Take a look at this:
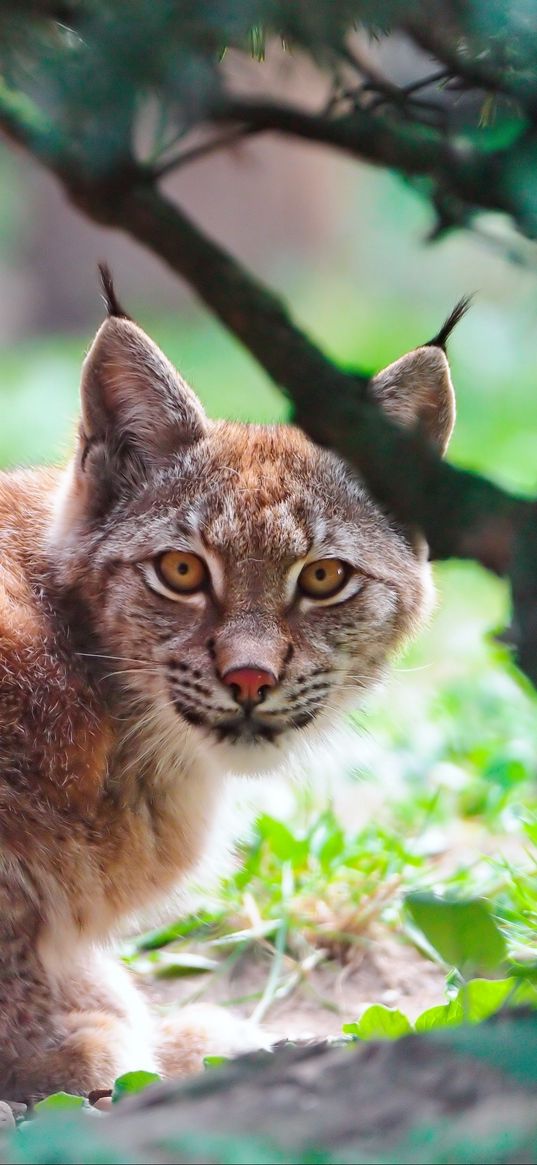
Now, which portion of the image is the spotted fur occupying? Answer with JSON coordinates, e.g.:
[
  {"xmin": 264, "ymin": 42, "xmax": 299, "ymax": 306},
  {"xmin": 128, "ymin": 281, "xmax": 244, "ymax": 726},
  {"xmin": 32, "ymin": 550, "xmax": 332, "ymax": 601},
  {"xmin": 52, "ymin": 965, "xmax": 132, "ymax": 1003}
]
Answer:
[{"xmin": 0, "ymin": 293, "xmax": 458, "ymax": 1099}]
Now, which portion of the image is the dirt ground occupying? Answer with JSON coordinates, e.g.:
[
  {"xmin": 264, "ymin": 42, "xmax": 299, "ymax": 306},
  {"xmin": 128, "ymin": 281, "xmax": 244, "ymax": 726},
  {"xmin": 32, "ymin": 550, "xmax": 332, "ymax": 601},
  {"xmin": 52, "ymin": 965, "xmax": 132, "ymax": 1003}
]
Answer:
[
  {"xmin": 146, "ymin": 765, "xmax": 528, "ymax": 1042},
  {"xmin": 150, "ymin": 931, "xmax": 447, "ymax": 1040}
]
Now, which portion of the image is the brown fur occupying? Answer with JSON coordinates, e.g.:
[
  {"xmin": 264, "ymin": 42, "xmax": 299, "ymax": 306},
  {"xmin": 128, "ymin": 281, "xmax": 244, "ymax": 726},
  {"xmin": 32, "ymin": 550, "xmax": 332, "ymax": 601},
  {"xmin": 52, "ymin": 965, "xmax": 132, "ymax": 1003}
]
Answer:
[{"xmin": 0, "ymin": 293, "xmax": 457, "ymax": 1100}]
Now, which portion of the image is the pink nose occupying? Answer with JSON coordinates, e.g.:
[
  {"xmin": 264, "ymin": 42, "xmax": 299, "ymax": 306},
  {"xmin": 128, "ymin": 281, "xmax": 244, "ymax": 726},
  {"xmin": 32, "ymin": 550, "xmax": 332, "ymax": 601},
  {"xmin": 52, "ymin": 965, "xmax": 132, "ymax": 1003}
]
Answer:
[{"xmin": 222, "ymin": 667, "xmax": 277, "ymax": 707}]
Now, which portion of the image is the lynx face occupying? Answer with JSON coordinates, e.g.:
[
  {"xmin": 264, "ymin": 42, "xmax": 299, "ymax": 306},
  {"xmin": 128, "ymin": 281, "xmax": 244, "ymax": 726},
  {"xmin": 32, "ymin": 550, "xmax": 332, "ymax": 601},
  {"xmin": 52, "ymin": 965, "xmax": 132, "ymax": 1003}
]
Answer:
[{"xmin": 49, "ymin": 292, "xmax": 456, "ymax": 774}]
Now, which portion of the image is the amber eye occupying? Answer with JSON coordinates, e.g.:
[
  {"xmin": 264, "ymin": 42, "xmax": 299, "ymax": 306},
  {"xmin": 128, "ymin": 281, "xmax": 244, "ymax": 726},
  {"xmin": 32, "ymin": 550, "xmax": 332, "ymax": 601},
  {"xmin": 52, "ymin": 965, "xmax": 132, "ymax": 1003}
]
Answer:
[
  {"xmin": 298, "ymin": 558, "xmax": 350, "ymax": 599},
  {"xmin": 156, "ymin": 551, "xmax": 208, "ymax": 594}
]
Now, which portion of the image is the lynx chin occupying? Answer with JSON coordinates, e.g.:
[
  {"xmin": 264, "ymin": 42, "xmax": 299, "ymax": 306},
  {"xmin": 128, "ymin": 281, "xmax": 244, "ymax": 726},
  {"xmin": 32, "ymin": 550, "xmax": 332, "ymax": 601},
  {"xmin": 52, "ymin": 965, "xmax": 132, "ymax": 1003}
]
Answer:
[{"xmin": 0, "ymin": 268, "xmax": 466, "ymax": 1100}]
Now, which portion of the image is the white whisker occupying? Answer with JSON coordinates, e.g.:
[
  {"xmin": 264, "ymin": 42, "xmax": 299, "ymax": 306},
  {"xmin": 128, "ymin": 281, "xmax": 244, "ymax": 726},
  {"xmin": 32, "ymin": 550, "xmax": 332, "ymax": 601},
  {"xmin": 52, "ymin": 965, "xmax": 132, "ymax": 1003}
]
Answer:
[
  {"xmin": 77, "ymin": 651, "xmax": 156, "ymax": 666},
  {"xmin": 101, "ymin": 668, "xmax": 161, "ymax": 681}
]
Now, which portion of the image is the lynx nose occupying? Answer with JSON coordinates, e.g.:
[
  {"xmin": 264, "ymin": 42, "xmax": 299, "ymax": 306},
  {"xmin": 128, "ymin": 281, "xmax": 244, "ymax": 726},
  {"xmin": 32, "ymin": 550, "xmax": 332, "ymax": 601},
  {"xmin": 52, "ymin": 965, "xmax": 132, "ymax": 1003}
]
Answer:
[{"xmin": 222, "ymin": 667, "xmax": 277, "ymax": 708}]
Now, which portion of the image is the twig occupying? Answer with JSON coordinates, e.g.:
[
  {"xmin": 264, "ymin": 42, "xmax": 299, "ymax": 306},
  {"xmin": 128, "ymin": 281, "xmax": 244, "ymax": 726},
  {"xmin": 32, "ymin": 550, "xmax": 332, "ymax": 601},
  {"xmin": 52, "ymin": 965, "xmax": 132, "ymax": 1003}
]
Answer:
[
  {"xmin": 251, "ymin": 863, "xmax": 293, "ymax": 1024},
  {"xmin": 365, "ymin": 68, "xmax": 451, "ymax": 118},
  {"xmin": 402, "ymin": 68, "xmax": 453, "ymax": 98},
  {"xmin": 209, "ymin": 94, "xmax": 531, "ymax": 228},
  {"xmin": 250, "ymin": 918, "xmax": 289, "ymax": 1025},
  {"xmin": 342, "ymin": 41, "xmax": 402, "ymax": 101},
  {"xmin": 153, "ymin": 125, "xmax": 258, "ymax": 179}
]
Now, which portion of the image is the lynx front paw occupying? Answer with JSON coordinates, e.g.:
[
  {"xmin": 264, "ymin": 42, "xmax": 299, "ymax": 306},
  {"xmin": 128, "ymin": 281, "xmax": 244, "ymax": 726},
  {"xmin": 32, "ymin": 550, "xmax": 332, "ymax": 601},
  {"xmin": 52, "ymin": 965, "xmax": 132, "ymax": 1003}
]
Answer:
[
  {"xmin": 158, "ymin": 1003, "xmax": 272, "ymax": 1078},
  {"xmin": 8, "ymin": 1010, "xmax": 158, "ymax": 1102}
]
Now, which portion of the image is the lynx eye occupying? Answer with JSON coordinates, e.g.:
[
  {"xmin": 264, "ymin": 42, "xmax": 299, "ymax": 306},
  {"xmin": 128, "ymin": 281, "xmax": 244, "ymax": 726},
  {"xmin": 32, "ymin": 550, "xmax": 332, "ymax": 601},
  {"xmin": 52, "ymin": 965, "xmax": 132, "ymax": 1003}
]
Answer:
[
  {"xmin": 156, "ymin": 551, "xmax": 208, "ymax": 594},
  {"xmin": 298, "ymin": 558, "xmax": 350, "ymax": 599}
]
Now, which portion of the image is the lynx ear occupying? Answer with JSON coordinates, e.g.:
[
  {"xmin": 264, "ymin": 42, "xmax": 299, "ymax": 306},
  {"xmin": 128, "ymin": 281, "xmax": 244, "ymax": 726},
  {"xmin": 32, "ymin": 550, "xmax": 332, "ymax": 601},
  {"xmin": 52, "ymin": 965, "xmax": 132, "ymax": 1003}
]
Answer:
[
  {"xmin": 79, "ymin": 314, "xmax": 207, "ymax": 464},
  {"xmin": 78, "ymin": 262, "xmax": 206, "ymax": 474},
  {"xmin": 50, "ymin": 273, "xmax": 208, "ymax": 542},
  {"xmin": 369, "ymin": 346, "xmax": 455, "ymax": 454},
  {"xmin": 369, "ymin": 300, "xmax": 469, "ymax": 455}
]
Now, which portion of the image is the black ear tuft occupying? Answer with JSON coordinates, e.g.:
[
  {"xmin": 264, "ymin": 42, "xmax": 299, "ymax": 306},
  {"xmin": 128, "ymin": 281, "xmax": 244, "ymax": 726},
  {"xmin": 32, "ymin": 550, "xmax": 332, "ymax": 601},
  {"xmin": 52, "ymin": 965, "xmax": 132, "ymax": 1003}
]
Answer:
[
  {"xmin": 426, "ymin": 295, "xmax": 473, "ymax": 352},
  {"xmin": 97, "ymin": 262, "xmax": 131, "ymax": 320}
]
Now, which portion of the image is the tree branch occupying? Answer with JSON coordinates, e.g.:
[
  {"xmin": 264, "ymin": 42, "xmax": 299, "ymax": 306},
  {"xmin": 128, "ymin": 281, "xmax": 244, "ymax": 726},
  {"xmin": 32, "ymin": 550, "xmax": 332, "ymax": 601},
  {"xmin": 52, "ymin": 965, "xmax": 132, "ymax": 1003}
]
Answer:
[{"xmin": 210, "ymin": 96, "xmax": 534, "ymax": 230}]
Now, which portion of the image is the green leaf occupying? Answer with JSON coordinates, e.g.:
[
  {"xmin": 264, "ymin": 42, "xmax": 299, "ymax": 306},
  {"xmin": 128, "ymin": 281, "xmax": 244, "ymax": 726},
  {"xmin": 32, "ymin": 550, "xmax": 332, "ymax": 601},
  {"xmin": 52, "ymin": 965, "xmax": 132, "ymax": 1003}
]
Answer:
[
  {"xmin": 509, "ymin": 959, "xmax": 537, "ymax": 982},
  {"xmin": 405, "ymin": 892, "xmax": 507, "ymax": 974},
  {"xmin": 415, "ymin": 999, "xmax": 464, "ymax": 1031},
  {"xmin": 112, "ymin": 1070, "xmax": 161, "ymax": 1103},
  {"xmin": 133, "ymin": 910, "xmax": 221, "ymax": 951},
  {"xmin": 309, "ymin": 813, "xmax": 345, "ymax": 868},
  {"xmin": 414, "ymin": 979, "xmax": 514, "ymax": 1032},
  {"xmin": 249, "ymin": 25, "xmax": 266, "ymax": 61},
  {"xmin": 478, "ymin": 93, "xmax": 497, "ymax": 129},
  {"xmin": 34, "ymin": 1092, "xmax": 85, "ymax": 1112},
  {"xmin": 461, "ymin": 976, "xmax": 515, "ymax": 1021},
  {"xmin": 343, "ymin": 1004, "xmax": 413, "ymax": 1041},
  {"xmin": 209, "ymin": 919, "xmax": 279, "ymax": 946},
  {"xmin": 153, "ymin": 952, "xmax": 219, "ymax": 978},
  {"xmin": 203, "ymin": 1055, "xmax": 229, "ymax": 1069},
  {"xmin": 256, "ymin": 814, "xmax": 308, "ymax": 864}
]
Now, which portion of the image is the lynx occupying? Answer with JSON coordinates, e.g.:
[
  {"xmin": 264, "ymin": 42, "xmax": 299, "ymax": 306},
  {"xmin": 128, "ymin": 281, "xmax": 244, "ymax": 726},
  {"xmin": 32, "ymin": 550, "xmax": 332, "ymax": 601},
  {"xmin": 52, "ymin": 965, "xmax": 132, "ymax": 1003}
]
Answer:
[{"xmin": 0, "ymin": 269, "xmax": 464, "ymax": 1100}]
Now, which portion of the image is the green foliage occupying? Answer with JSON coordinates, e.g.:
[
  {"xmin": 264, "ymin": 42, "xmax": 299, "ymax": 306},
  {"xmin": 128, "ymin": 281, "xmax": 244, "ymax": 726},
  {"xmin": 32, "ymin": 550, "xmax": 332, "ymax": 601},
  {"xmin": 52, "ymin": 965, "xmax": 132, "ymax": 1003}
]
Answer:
[
  {"xmin": 8, "ymin": 1019, "xmax": 537, "ymax": 1163},
  {"xmin": 33, "ymin": 1092, "xmax": 85, "ymax": 1113},
  {"xmin": 111, "ymin": 1071, "xmax": 161, "ymax": 1103},
  {"xmin": 0, "ymin": 1, "xmax": 385, "ymax": 173},
  {"xmin": 203, "ymin": 1055, "xmax": 230, "ymax": 1069},
  {"xmin": 345, "ymin": 977, "xmax": 537, "ymax": 1042},
  {"xmin": 3, "ymin": 1116, "xmax": 128, "ymax": 1164},
  {"xmin": 405, "ymin": 893, "xmax": 507, "ymax": 976},
  {"xmin": 152, "ymin": 952, "xmax": 220, "ymax": 978},
  {"xmin": 124, "ymin": 800, "xmax": 432, "ymax": 1026},
  {"xmin": 133, "ymin": 911, "xmax": 225, "ymax": 953},
  {"xmin": 343, "ymin": 1005, "xmax": 412, "ymax": 1040},
  {"xmin": 415, "ymin": 977, "xmax": 529, "ymax": 1030},
  {"xmin": 3, "ymin": 1115, "xmax": 343, "ymax": 1165},
  {"xmin": 1, "ymin": 0, "xmax": 537, "ymax": 244}
]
